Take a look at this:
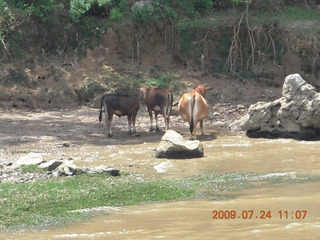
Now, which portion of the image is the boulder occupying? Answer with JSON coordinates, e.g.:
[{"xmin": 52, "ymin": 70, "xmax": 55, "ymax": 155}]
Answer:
[
  {"xmin": 155, "ymin": 130, "xmax": 204, "ymax": 158},
  {"xmin": 85, "ymin": 165, "xmax": 120, "ymax": 176},
  {"xmin": 51, "ymin": 161, "xmax": 83, "ymax": 177},
  {"xmin": 14, "ymin": 152, "xmax": 45, "ymax": 168},
  {"xmin": 239, "ymin": 73, "xmax": 320, "ymax": 140},
  {"xmin": 39, "ymin": 160, "xmax": 63, "ymax": 171}
]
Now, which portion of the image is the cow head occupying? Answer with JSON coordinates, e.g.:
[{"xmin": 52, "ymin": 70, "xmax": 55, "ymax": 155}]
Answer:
[
  {"xmin": 139, "ymin": 85, "xmax": 155, "ymax": 102},
  {"xmin": 139, "ymin": 86, "xmax": 148, "ymax": 101},
  {"xmin": 194, "ymin": 84, "xmax": 213, "ymax": 98}
]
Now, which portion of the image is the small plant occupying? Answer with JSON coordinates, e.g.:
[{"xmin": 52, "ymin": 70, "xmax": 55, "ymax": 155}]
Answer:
[
  {"xmin": 110, "ymin": 7, "xmax": 122, "ymax": 21},
  {"xmin": 70, "ymin": 0, "xmax": 96, "ymax": 21},
  {"xmin": 131, "ymin": 1, "xmax": 176, "ymax": 24},
  {"xmin": 131, "ymin": 2, "xmax": 155, "ymax": 24},
  {"xmin": 11, "ymin": 0, "xmax": 62, "ymax": 22},
  {"xmin": 20, "ymin": 164, "xmax": 46, "ymax": 174},
  {"xmin": 0, "ymin": 0, "xmax": 17, "ymax": 56}
]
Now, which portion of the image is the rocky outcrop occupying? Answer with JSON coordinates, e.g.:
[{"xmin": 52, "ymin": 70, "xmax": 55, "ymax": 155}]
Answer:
[
  {"xmin": 1, "ymin": 156, "xmax": 120, "ymax": 183},
  {"xmin": 155, "ymin": 130, "xmax": 204, "ymax": 158},
  {"xmin": 239, "ymin": 73, "xmax": 320, "ymax": 140}
]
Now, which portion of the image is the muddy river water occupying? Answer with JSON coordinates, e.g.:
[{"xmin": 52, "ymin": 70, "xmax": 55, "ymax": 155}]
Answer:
[{"xmin": 1, "ymin": 108, "xmax": 320, "ymax": 239}]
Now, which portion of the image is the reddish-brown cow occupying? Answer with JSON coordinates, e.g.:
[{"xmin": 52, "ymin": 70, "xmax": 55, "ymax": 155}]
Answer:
[
  {"xmin": 140, "ymin": 86, "xmax": 173, "ymax": 132},
  {"xmin": 99, "ymin": 93, "xmax": 140, "ymax": 137},
  {"xmin": 178, "ymin": 84, "xmax": 213, "ymax": 139}
]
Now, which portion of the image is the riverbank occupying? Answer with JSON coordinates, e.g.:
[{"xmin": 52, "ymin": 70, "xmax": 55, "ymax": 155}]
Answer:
[{"xmin": 0, "ymin": 103, "xmax": 247, "ymax": 183}]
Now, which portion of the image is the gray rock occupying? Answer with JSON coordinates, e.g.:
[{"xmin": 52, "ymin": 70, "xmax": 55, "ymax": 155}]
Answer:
[
  {"xmin": 86, "ymin": 165, "xmax": 120, "ymax": 176},
  {"xmin": 51, "ymin": 161, "xmax": 83, "ymax": 177},
  {"xmin": 239, "ymin": 73, "xmax": 320, "ymax": 140},
  {"xmin": 155, "ymin": 130, "xmax": 204, "ymax": 158},
  {"xmin": 14, "ymin": 152, "xmax": 45, "ymax": 168},
  {"xmin": 39, "ymin": 160, "xmax": 63, "ymax": 171}
]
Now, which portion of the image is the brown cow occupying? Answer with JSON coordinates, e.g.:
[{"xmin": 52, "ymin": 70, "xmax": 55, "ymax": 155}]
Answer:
[
  {"xmin": 99, "ymin": 93, "xmax": 140, "ymax": 137},
  {"xmin": 178, "ymin": 84, "xmax": 213, "ymax": 139},
  {"xmin": 139, "ymin": 86, "xmax": 173, "ymax": 132}
]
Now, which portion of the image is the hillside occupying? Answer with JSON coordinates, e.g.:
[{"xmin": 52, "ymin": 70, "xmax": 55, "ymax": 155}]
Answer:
[{"xmin": 1, "ymin": 0, "xmax": 320, "ymax": 109}]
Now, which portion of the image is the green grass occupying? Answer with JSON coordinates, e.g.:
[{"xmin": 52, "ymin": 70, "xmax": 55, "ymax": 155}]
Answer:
[
  {"xmin": 19, "ymin": 164, "xmax": 46, "ymax": 174},
  {"xmin": 1, "ymin": 171, "xmax": 319, "ymax": 231},
  {"xmin": 0, "ymin": 174, "xmax": 195, "ymax": 231}
]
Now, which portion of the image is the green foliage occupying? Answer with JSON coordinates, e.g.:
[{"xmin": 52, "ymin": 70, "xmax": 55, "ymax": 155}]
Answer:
[
  {"xmin": 284, "ymin": 6, "xmax": 320, "ymax": 21},
  {"xmin": 70, "ymin": 0, "xmax": 97, "ymax": 21},
  {"xmin": 20, "ymin": 164, "xmax": 46, "ymax": 174},
  {"xmin": 70, "ymin": 0, "xmax": 128, "ymax": 21},
  {"xmin": 134, "ymin": 74, "xmax": 184, "ymax": 91},
  {"xmin": 148, "ymin": 75, "xmax": 172, "ymax": 88},
  {"xmin": 110, "ymin": 7, "xmax": 122, "ymax": 21},
  {"xmin": 176, "ymin": 18, "xmax": 217, "ymax": 32},
  {"xmin": 172, "ymin": 0, "xmax": 213, "ymax": 16},
  {"xmin": 9, "ymin": 0, "xmax": 62, "ymax": 22},
  {"xmin": 194, "ymin": 0, "xmax": 213, "ymax": 13},
  {"xmin": 0, "ymin": 1, "xmax": 17, "ymax": 40},
  {"xmin": 131, "ymin": 3, "xmax": 155, "ymax": 24},
  {"xmin": 131, "ymin": 1, "xmax": 176, "ymax": 24}
]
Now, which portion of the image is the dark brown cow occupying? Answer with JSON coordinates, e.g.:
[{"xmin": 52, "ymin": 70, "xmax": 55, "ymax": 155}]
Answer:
[
  {"xmin": 99, "ymin": 93, "xmax": 140, "ymax": 137},
  {"xmin": 139, "ymin": 86, "xmax": 173, "ymax": 132},
  {"xmin": 178, "ymin": 84, "xmax": 213, "ymax": 139}
]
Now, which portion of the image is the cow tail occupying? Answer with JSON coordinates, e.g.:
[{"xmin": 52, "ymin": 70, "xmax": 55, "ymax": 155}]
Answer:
[
  {"xmin": 189, "ymin": 94, "xmax": 196, "ymax": 134},
  {"xmin": 99, "ymin": 96, "xmax": 105, "ymax": 122},
  {"xmin": 166, "ymin": 93, "xmax": 173, "ymax": 116}
]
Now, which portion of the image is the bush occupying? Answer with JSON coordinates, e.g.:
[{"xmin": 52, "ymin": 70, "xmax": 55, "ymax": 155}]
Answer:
[
  {"xmin": 131, "ymin": 2, "xmax": 155, "ymax": 24},
  {"xmin": 0, "ymin": 1, "xmax": 17, "ymax": 55},
  {"xmin": 110, "ymin": 7, "xmax": 122, "ymax": 21},
  {"xmin": 131, "ymin": 1, "xmax": 176, "ymax": 24},
  {"xmin": 9, "ymin": 0, "xmax": 62, "ymax": 22},
  {"xmin": 70, "ymin": 0, "xmax": 97, "ymax": 21}
]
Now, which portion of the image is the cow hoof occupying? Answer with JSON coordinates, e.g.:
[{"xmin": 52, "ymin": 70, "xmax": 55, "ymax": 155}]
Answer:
[
  {"xmin": 155, "ymin": 127, "xmax": 160, "ymax": 132},
  {"xmin": 149, "ymin": 128, "xmax": 155, "ymax": 132},
  {"xmin": 107, "ymin": 133, "xmax": 113, "ymax": 138}
]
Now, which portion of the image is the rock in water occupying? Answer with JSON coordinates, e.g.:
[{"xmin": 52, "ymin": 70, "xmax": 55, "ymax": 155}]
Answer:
[
  {"xmin": 155, "ymin": 130, "xmax": 204, "ymax": 158},
  {"xmin": 239, "ymin": 73, "xmax": 320, "ymax": 140}
]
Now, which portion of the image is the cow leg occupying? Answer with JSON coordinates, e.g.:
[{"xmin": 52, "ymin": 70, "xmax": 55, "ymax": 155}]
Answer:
[
  {"xmin": 162, "ymin": 111, "xmax": 169, "ymax": 131},
  {"xmin": 191, "ymin": 120, "xmax": 197, "ymax": 140},
  {"xmin": 127, "ymin": 115, "xmax": 133, "ymax": 135},
  {"xmin": 132, "ymin": 112, "xmax": 138, "ymax": 134},
  {"xmin": 191, "ymin": 126, "xmax": 196, "ymax": 140},
  {"xmin": 155, "ymin": 112, "xmax": 160, "ymax": 132},
  {"xmin": 105, "ymin": 113, "xmax": 113, "ymax": 138},
  {"xmin": 148, "ymin": 109, "xmax": 155, "ymax": 132}
]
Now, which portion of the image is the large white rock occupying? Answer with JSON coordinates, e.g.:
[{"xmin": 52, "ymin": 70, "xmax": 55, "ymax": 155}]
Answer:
[
  {"xmin": 155, "ymin": 130, "xmax": 204, "ymax": 158},
  {"xmin": 14, "ymin": 152, "xmax": 44, "ymax": 168},
  {"xmin": 239, "ymin": 73, "xmax": 320, "ymax": 140}
]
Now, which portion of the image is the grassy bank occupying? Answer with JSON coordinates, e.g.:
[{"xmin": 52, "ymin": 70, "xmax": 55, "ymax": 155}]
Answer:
[
  {"xmin": 0, "ymin": 173, "xmax": 195, "ymax": 231},
  {"xmin": 1, "ymin": 171, "xmax": 319, "ymax": 232}
]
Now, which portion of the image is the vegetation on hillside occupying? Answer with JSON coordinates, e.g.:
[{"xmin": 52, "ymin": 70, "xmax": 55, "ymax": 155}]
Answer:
[{"xmin": 1, "ymin": 0, "xmax": 320, "ymax": 86}]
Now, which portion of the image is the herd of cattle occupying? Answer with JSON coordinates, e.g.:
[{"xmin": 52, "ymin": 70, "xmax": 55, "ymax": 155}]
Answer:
[{"xmin": 98, "ymin": 84, "xmax": 212, "ymax": 139}]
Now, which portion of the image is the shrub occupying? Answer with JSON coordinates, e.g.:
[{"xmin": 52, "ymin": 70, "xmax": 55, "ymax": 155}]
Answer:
[
  {"xmin": 131, "ymin": 2, "xmax": 155, "ymax": 24},
  {"xmin": 131, "ymin": 1, "xmax": 176, "ymax": 24},
  {"xmin": 110, "ymin": 7, "xmax": 122, "ymax": 21},
  {"xmin": 9, "ymin": 0, "xmax": 62, "ymax": 22}
]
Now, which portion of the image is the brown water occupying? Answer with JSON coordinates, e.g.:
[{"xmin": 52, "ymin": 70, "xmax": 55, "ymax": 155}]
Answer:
[{"xmin": 1, "ymin": 109, "xmax": 320, "ymax": 239}]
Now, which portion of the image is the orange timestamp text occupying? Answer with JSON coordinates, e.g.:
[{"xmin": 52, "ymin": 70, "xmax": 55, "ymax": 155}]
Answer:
[{"xmin": 212, "ymin": 210, "xmax": 308, "ymax": 220}]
